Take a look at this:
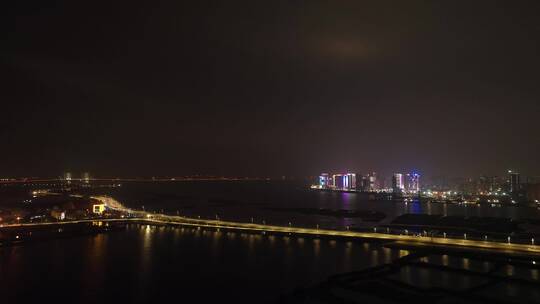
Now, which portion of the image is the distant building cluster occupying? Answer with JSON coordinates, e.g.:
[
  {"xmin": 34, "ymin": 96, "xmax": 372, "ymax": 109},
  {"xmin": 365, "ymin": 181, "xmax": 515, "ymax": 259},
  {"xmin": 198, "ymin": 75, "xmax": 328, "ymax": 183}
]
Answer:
[
  {"xmin": 62, "ymin": 172, "xmax": 91, "ymax": 184},
  {"xmin": 315, "ymin": 172, "xmax": 420, "ymax": 194},
  {"xmin": 423, "ymin": 170, "xmax": 525, "ymax": 196},
  {"xmin": 313, "ymin": 169, "xmax": 540, "ymax": 204},
  {"xmin": 318, "ymin": 173, "xmax": 358, "ymax": 190},
  {"xmin": 392, "ymin": 173, "xmax": 420, "ymax": 194}
]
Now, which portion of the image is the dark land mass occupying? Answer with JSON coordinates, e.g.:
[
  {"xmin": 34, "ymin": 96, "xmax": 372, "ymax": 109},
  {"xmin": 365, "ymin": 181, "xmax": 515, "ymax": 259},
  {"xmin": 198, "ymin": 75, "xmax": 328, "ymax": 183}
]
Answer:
[{"xmin": 0, "ymin": 222, "xmax": 126, "ymax": 246}]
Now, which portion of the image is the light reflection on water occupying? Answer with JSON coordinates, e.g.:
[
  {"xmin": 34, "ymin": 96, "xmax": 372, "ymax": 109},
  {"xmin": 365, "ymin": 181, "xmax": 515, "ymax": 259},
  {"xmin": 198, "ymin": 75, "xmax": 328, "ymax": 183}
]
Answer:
[
  {"xmin": 362, "ymin": 243, "xmax": 370, "ymax": 251},
  {"xmin": 313, "ymin": 239, "xmax": 320, "ymax": 257},
  {"xmin": 483, "ymin": 261, "xmax": 490, "ymax": 272},
  {"xmin": 141, "ymin": 224, "xmax": 153, "ymax": 278},
  {"xmin": 442, "ymin": 254, "xmax": 449, "ymax": 266},
  {"xmin": 82, "ymin": 233, "xmax": 107, "ymax": 299},
  {"xmin": 506, "ymin": 265, "xmax": 515, "ymax": 276},
  {"xmin": 463, "ymin": 258, "xmax": 470, "ymax": 270},
  {"xmin": 371, "ymin": 249, "xmax": 379, "ymax": 265},
  {"xmin": 383, "ymin": 247, "xmax": 392, "ymax": 264}
]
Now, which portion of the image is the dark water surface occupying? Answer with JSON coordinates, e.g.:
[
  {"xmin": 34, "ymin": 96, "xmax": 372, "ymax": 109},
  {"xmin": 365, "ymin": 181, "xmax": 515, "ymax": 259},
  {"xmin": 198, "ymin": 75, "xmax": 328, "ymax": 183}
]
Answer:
[{"xmin": 0, "ymin": 224, "xmax": 403, "ymax": 303}]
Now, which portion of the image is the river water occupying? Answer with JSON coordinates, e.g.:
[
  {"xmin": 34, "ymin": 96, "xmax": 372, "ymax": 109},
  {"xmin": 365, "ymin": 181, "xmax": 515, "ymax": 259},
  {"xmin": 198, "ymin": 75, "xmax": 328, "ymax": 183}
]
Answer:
[{"xmin": 0, "ymin": 224, "xmax": 403, "ymax": 303}]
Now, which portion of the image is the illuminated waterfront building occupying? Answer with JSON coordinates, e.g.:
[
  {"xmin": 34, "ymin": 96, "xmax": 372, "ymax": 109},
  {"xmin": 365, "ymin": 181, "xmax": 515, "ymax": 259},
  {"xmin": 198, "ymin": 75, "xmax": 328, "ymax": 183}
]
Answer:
[
  {"xmin": 392, "ymin": 173, "xmax": 404, "ymax": 193},
  {"xmin": 406, "ymin": 172, "xmax": 420, "ymax": 193},
  {"xmin": 478, "ymin": 175, "xmax": 495, "ymax": 194},
  {"xmin": 359, "ymin": 172, "xmax": 377, "ymax": 191},
  {"xmin": 359, "ymin": 175, "xmax": 367, "ymax": 191},
  {"xmin": 333, "ymin": 174, "xmax": 344, "ymax": 189},
  {"xmin": 317, "ymin": 173, "xmax": 356, "ymax": 190},
  {"xmin": 51, "ymin": 210, "xmax": 66, "ymax": 220},
  {"xmin": 345, "ymin": 173, "xmax": 356, "ymax": 190},
  {"xmin": 63, "ymin": 172, "xmax": 72, "ymax": 183},
  {"xmin": 93, "ymin": 204, "xmax": 106, "ymax": 214},
  {"xmin": 319, "ymin": 173, "xmax": 331, "ymax": 188},
  {"xmin": 508, "ymin": 170, "xmax": 520, "ymax": 193},
  {"xmin": 368, "ymin": 172, "xmax": 377, "ymax": 191},
  {"xmin": 83, "ymin": 172, "xmax": 90, "ymax": 183}
]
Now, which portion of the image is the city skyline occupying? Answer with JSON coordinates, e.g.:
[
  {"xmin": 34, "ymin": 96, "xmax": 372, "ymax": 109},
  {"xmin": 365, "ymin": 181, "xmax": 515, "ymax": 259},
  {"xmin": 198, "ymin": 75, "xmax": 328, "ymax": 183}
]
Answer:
[{"xmin": 4, "ymin": 167, "xmax": 535, "ymax": 197}]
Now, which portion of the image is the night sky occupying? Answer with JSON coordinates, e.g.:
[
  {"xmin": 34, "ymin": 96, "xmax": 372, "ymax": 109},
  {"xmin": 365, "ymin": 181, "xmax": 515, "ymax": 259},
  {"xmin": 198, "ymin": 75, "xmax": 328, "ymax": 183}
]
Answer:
[{"xmin": 2, "ymin": 1, "xmax": 539, "ymax": 178}]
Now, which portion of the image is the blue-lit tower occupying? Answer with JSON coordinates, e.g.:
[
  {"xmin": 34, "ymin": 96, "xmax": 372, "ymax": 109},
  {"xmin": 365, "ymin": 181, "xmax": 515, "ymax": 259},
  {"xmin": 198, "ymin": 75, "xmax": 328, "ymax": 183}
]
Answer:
[{"xmin": 406, "ymin": 172, "xmax": 420, "ymax": 193}]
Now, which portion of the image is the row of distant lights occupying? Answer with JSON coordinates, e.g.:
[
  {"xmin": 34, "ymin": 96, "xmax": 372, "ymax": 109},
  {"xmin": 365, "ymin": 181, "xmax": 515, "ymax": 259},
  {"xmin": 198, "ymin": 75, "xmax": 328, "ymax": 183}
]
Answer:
[
  {"xmin": 422, "ymin": 190, "xmax": 510, "ymax": 196},
  {"xmin": 394, "ymin": 227, "xmax": 536, "ymax": 246},
  {"xmin": 142, "ymin": 214, "xmax": 538, "ymax": 265},
  {"xmin": 422, "ymin": 190, "xmax": 458, "ymax": 196},
  {"xmin": 145, "ymin": 210, "xmax": 538, "ymax": 248}
]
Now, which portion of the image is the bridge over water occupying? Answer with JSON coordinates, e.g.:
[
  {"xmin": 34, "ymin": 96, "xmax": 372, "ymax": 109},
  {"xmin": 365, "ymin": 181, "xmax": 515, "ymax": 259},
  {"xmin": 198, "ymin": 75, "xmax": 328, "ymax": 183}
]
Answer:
[
  {"xmin": 3, "ymin": 195, "xmax": 540, "ymax": 257},
  {"xmin": 86, "ymin": 195, "xmax": 540, "ymax": 257}
]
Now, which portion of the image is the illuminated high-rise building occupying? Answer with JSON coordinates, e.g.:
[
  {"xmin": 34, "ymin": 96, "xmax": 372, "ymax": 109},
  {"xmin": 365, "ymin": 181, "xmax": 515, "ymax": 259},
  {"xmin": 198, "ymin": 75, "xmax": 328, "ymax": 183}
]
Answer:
[
  {"xmin": 319, "ymin": 173, "xmax": 330, "ymax": 188},
  {"xmin": 359, "ymin": 172, "xmax": 377, "ymax": 191},
  {"xmin": 406, "ymin": 172, "xmax": 420, "ymax": 193},
  {"xmin": 344, "ymin": 173, "xmax": 356, "ymax": 190},
  {"xmin": 478, "ymin": 175, "xmax": 494, "ymax": 194},
  {"xmin": 63, "ymin": 172, "xmax": 72, "ymax": 183},
  {"xmin": 368, "ymin": 172, "xmax": 377, "ymax": 191},
  {"xmin": 359, "ymin": 175, "xmax": 367, "ymax": 191},
  {"xmin": 508, "ymin": 170, "xmax": 520, "ymax": 193},
  {"xmin": 82, "ymin": 172, "xmax": 90, "ymax": 184},
  {"xmin": 332, "ymin": 174, "xmax": 344, "ymax": 189},
  {"xmin": 392, "ymin": 173, "xmax": 404, "ymax": 193}
]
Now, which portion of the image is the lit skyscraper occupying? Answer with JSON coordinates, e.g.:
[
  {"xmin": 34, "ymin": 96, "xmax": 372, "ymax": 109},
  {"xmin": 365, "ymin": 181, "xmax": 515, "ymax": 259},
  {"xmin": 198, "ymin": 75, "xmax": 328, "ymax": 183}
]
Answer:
[
  {"xmin": 359, "ymin": 172, "xmax": 377, "ymax": 191},
  {"xmin": 319, "ymin": 173, "xmax": 330, "ymax": 188},
  {"xmin": 478, "ymin": 175, "xmax": 493, "ymax": 194},
  {"xmin": 359, "ymin": 175, "xmax": 368, "ymax": 191},
  {"xmin": 392, "ymin": 173, "xmax": 404, "ymax": 193},
  {"xmin": 63, "ymin": 172, "xmax": 72, "ymax": 183},
  {"xmin": 406, "ymin": 172, "xmax": 420, "ymax": 193},
  {"xmin": 333, "ymin": 174, "xmax": 344, "ymax": 189},
  {"xmin": 345, "ymin": 173, "xmax": 356, "ymax": 190},
  {"xmin": 508, "ymin": 170, "xmax": 520, "ymax": 193},
  {"xmin": 83, "ymin": 172, "xmax": 90, "ymax": 184},
  {"xmin": 368, "ymin": 172, "xmax": 377, "ymax": 191}
]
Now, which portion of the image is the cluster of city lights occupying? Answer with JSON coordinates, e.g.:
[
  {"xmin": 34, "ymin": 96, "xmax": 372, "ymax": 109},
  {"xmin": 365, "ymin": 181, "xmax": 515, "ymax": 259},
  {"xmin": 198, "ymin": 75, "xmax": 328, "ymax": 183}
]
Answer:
[{"xmin": 313, "ymin": 172, "xmax": 420, "ymax": 194}]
